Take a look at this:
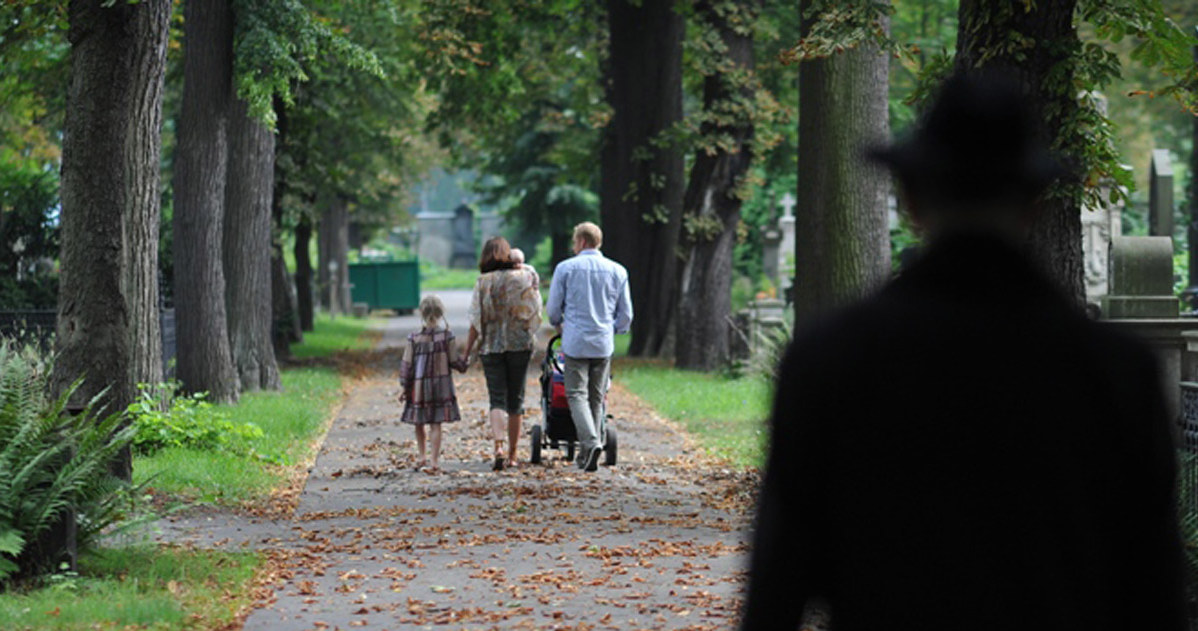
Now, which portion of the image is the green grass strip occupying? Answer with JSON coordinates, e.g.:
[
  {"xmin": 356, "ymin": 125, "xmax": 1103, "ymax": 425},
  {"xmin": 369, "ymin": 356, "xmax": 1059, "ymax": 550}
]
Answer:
[
  {"xmin": 421, "ymin": 265, "xmax": 479, "ymax": 290},
  {"xmin": 135, "ymin": 312, "xmax": 375, "ymax": 503},
  {"xmin": 134, "ymin": 366, "xmax": 342, "ymax": 503},
  {"xmin": 612, "ymin": 355, "xmax": 771, "ymax": 469},
  {"xmin": 289, "ymin": 312, "xmax": 380, "ymax": 358},
  {"xmin": 0, "ymin": 547, "xmax": 260, "ymax": 630}
]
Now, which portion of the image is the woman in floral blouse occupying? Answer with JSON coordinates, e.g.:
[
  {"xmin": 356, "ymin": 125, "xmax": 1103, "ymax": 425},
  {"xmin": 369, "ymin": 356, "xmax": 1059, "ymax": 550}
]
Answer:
[{"xmin": 464, "ymin": 236, "xmax": 542, "ymax": 471}]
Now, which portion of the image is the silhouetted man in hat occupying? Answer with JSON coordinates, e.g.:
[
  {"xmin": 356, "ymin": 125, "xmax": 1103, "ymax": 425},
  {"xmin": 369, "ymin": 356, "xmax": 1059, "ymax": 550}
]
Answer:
[{"xmin": 740, "ymin": 72, "xmax": 1190, "ymax": 631}]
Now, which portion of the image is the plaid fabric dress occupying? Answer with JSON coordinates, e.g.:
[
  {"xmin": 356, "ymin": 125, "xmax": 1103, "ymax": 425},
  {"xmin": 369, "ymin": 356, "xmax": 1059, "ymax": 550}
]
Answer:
[{"xmin": 399, "ymin": 327, "xmax": 466, "ymax": 425}]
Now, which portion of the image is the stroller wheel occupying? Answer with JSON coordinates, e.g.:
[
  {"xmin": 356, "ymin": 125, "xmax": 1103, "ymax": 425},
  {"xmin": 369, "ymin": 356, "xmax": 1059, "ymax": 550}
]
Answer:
[
  {"xmin": 603, "ymin": 425, "xmax": 618, "ymax": 466},
  {"xmin": 530, "ymin": 424, "xmax": 543, "ymax": 465},
  {"xmin": 566, "ymin": 443, "xmax": 575, "ymax": 462}
]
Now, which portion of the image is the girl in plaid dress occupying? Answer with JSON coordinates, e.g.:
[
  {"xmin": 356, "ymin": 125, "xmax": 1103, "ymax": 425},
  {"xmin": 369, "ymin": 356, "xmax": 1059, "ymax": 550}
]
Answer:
[{"xmin": 399, "ymin": 295, "xmax": 467, "ymax": 474}]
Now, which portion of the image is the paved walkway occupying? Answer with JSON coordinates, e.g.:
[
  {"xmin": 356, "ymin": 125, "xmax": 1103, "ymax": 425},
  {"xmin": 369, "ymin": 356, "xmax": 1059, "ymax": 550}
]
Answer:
[{"xmin": 157, "ymin": 293, "xmax": 758, "ymax": 630}]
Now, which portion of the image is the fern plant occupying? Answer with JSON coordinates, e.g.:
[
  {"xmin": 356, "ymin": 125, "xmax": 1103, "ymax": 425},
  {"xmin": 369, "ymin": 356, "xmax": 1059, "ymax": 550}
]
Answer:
[{"xmin": 0, "ymin": 339, "xmax": 137, "ymax": 584}]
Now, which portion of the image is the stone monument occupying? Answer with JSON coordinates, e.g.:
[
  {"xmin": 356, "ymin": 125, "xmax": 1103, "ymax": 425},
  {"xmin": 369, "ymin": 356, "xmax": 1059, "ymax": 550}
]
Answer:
[
  {"xmin": 1149, "ymin": 149, "xmax": 1174, "ymax": 238},
  {"xmin": 450, "ymin": 205, "xmax": 476, "ymax": 269},
  {"xmin": 1102, "ymin": 236, "xmax": 1178, "ymax": 318},
  {"xmin": 416, "ymin": 211, "xmax": 455, "ymax": 267},
  {"xmin": 1081, "ymin": 188, "xmax": 1124, "ymax": 306}
]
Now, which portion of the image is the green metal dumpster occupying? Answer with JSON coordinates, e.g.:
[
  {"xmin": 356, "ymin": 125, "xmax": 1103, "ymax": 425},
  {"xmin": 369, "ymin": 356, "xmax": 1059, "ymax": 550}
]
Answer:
[{"xmin": 349, "ymin": 260, "xmax": 421, "ymax": 313}]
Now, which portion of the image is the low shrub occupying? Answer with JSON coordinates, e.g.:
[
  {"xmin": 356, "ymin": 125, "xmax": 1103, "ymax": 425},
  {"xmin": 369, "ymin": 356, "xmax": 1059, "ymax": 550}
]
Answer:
[
  {"xmin": 0, "ymin": 340, "xmax": 137, "ymax": 584},
  {"xmin": 125, "ymin": 382, "xmax": 276, "ymax": 463}
]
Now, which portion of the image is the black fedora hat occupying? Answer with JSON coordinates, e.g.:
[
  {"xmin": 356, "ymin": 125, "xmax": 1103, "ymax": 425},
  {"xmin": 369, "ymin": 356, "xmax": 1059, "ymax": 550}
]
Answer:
[{"xmin": 869, "ymin": 71, "xmax": 1069, "ymax": 206}]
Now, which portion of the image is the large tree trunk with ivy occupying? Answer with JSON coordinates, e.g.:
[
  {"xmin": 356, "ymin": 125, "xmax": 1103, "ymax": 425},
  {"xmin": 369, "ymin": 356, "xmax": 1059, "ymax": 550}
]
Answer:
[
  {"xmin": 55, "ymin": 0, "xmax": 170, "ymax": 480},
  {"xmin": 223, "ymin": 97, "xmax": 281, "ymax": 392},
  {"xmin": 295, "ymin": 216, "xmax": 315, "ymax": 331},
  {"xmin": 172, "ymin": 0, "xmax": 239, "ymax": 403},
  {"xmin": 793, "ymin": 0, "xmax": 892, "ymax": 325},
  {"xmin": 600, "ymin": 0, "xmax": 686, "ymax": 358},
  {"xmin": 675, "ymin": 0, "xmax": 757, "ymax": 372},
  {"xmin": 955, "ymin": 0, "xmax": 1084, "ymax": 305}
]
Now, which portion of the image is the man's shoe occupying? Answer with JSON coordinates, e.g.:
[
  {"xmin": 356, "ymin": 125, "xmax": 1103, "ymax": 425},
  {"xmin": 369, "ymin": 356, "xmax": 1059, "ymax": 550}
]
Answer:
[{"xmin": 582, "ymin": 446, "xmax": 601, "ymax": 472}]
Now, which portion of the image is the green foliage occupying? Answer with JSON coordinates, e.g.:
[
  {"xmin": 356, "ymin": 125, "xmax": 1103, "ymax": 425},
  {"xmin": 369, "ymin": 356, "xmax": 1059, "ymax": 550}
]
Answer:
[
  {"xmin": 747, "ymin": 315, "xmax": 793, "ymax": 385},
  {"xmin": 274, "ymin": 1, "xmax": 430, "ymax": 238},
  {"xmin": 0, "ymin": 160, "xmax": 60, "ymax": 309},
  {"xmin": 125, "ymin": 383, "xmax": 271, "ymax": 462},
  {"xmin": 134, "ymin": 366, "xmax": 343, "ymax": 503},
  {"xmin": 232, "ymin": 0, "xmax": 383, "ymax": 128},
  {"xmin": 0, "ymin": 339, "xmax": 137, "ymax": 583}
]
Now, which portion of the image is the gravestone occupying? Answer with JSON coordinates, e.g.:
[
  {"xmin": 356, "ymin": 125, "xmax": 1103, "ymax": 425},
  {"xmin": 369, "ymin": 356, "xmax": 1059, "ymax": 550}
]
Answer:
[
  {"xmin": 1103, "ymin": 235, "xmax": 1189, "ymax": 432},
  {"xmin": 1101, "ymin": 236, "xmax": 1178, "ymax": 318},
  {"xmin": 1081, "ymin": 188, "xmax": 1123, "ymax": 306},
  {"xmin": 416, "ymin": 211, "xmax": 455, "ymax": 267},
  {"xmin": 762, "ymin": 225, "xmax": 782, "ymax": 285},
  {"xmin": 777, "ymin": 193, "xmax": 796, "ymax": 285},
  {"xmin": 1149, "ymin": 149, "xmax": 1173, "ymax": 238},
  {"xmin": 450, "ymin": 205, "xmax": 476, "ymax": 269}
]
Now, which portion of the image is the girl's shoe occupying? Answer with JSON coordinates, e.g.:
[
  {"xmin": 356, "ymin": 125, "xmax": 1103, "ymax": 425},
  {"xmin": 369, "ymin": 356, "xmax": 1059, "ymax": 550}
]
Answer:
[{"xmin": 492, "ymin": 454, "xmax": 506, "ymax": 471}]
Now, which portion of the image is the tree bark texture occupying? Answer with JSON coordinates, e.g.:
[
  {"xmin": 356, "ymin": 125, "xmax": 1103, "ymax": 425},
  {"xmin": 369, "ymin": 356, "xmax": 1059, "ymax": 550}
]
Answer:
[
  {"xmin": 124, "ymin": 3, "xmax": 169, "ymax": 396},
  {"xmin": 56, "ymin": 0, "xmax": 170, "ymax": 483},
  {"xmin": 172, "ymin": 0, "xmax": 239, "ymax": 403},
  {"xmin": 318, "ymin": 198, "xmax": 351, "ymax": 315},
  {"xmin": 675, "ymin": 0, "xmax": 756, "ymax": 371},
  {"xmin": 295, "ymin": 216, "xmax": 315, "ymax": 331},
  {"xmin": 600, "ymin": 0, "xmax": 686, "ymax": 357},
  {"xmin": 223, "ymin": 97, "xmax": 281, "ymax": 392},
  {"xmin": 794, "ymin": 0, "xmax": 892, "ymax": 326},
  {"xmin": 955, "ymin": 0, "xmax": 1084, "ymax": 305}
]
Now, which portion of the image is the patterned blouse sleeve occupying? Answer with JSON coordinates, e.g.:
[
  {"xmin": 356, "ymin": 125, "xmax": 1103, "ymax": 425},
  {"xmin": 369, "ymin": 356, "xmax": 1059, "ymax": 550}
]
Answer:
[
  {"xmin": 526, "ymin": 275, "xmax": 543, "ymax": 335},
  {"xmin": 468, "ymin": 275, "xmax": 484, "ymax": 334}
]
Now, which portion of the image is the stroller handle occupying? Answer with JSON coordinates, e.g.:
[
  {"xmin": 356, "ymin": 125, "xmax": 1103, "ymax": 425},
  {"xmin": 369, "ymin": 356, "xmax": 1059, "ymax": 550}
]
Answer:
[{"xmin": 546, "ymin": 334, "xmax": 563, "ymax": 374}]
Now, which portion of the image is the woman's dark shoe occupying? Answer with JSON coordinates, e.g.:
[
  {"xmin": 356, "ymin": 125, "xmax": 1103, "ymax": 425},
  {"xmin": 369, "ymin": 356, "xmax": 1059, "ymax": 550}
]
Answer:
[{"xmin": 492, "ymin": 455, "xmax": 506, "ymax": 471}]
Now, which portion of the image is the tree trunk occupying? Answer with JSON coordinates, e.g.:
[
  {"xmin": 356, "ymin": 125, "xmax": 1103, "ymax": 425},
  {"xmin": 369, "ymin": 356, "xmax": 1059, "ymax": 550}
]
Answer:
[
  {"xmin": 600, "ymin": 0, "xmax": 686, "ymax": 357},
  {"xmin": 793, "ymin": 0, "xmax": 892, "ymax": 325},
  {"xmin": 223, "ymin": 97, "xmax": 281, "ymax": 392},
  {"xmin": 318, "ymin": 198, "xmax": 351, "ymax": 315},
  {"xmin": 269, "ymin": 97, "xmax": 300, "ymax": 356},
  {"xmin": 172, "ymin": 0, "xmax": 239, "ymax": 403},
  {"xmin": 125, "ymin": 4, "xmax": 169, "ymax": 400},
  {"xmin": 550, "ymin": 231, "xmax": 572, "ymax": 272},
  {"xmin": 56, "ymin": 0, "xmax": 170, "ymax": 485},
  {"xmin": 295, "ymin": 216, "xmax": 315, "ymax": 331},
  {"xmin": 675, "ymin": 0, "xmax": 757, "ymax": 371},
  {"xmin": 955, "ymin": 0, "xmax": 1084, "ymax": 305}
]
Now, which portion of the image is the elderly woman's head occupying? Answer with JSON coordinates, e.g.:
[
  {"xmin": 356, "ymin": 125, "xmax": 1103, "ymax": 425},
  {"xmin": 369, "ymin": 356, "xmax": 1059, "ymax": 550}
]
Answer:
[{"xmin": 478, "ymin": 236, "xmax": 517, "ymax": 274}]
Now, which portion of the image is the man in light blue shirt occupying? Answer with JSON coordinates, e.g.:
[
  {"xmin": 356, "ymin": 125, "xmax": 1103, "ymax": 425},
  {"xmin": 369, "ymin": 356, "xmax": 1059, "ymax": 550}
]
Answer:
[{"xmin": 546, "ymin": 222, "xmax": 633, "ymax": 471}]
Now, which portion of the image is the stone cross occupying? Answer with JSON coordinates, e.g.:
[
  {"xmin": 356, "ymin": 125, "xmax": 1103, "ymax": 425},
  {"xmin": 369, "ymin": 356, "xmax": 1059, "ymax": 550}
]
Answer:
[
  {"xmin": 1149, "ymin": 149, "xmax": 1173, "ymax": 237},
  {"xmin": 779, "ymin": 192, "xmax": 796, "ymax": 218}
]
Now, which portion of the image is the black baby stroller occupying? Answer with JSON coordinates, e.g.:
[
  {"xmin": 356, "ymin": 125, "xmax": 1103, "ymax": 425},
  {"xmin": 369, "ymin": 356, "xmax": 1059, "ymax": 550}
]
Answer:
[{"xmin": 529, "ymin": 335, "xmax": 617, "ymax": 465}]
